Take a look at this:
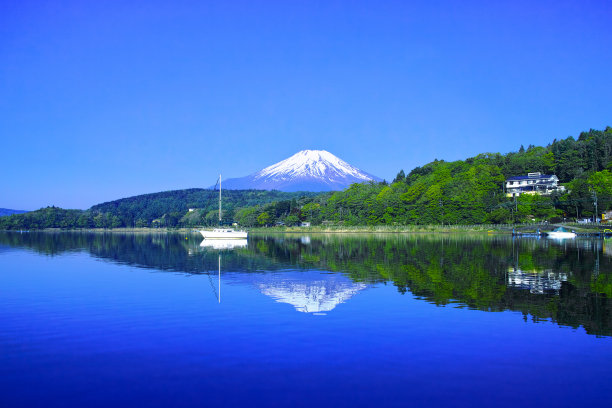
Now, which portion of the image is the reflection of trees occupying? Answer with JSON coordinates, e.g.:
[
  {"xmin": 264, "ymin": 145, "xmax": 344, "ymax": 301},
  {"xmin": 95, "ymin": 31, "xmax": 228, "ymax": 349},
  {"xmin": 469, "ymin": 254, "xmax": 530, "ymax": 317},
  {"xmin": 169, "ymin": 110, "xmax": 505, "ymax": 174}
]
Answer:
[
  {"xmin": 1, "ymin": 232, "xmax": 610, "ymax": 336},
  {"xmin": 249, "ymin": 235, "xmax": 611, "ymax": 336}
]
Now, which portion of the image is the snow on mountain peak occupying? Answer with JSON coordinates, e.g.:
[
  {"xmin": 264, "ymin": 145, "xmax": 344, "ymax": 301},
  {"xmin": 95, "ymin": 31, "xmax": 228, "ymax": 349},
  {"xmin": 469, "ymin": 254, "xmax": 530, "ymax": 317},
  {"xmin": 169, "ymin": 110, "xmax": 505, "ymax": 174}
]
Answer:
[
  {"xmin": 221, "ymin": 149, "xmax": 381, "ymax": 192},
  {"xmin": 255, "ymin": 150, "xmax": 373, "ymax": 182}
]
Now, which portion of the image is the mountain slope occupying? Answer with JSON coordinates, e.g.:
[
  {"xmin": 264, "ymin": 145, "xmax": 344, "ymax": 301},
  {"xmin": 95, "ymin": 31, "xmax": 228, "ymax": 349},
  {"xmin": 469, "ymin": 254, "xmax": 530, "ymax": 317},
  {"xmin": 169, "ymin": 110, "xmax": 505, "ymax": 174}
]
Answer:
[
  {"xmin": 90, "ymin": 188, "xmax": 320, "ymax": 223},
  {"xmin": 0, "ymin": 189, "xmax": 322, "ymax": 229},
  {"xmin": 0, "ymin": 208, "xmax": 28, "ymax": 217},
  {"xmin": 222, "ymin": 150, "xmax": 381, "ymax": 191}
]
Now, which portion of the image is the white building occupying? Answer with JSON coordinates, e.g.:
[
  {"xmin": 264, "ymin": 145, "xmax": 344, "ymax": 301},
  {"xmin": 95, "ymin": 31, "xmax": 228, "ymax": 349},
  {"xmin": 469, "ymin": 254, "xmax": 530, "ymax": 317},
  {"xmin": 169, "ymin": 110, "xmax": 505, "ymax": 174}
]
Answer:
[{"xmin": 506, "ymin": 172, "xmax": 565, "ymax": 197}]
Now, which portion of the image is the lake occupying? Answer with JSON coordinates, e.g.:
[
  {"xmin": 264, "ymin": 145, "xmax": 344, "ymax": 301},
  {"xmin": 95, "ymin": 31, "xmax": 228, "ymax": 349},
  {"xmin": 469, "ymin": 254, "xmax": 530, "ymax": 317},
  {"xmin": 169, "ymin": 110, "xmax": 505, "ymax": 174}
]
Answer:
[{"xmin": 0, "ymin": 231, "xmax": 610, "ymax": 407}]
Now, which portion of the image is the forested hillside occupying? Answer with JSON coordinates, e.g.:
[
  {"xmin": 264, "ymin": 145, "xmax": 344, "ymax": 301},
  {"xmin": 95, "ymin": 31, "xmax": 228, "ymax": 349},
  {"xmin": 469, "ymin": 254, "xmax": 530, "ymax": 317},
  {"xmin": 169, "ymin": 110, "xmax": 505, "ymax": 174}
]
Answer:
[
  {"xmin": 0, "ymin": 189, "xmax": 319, "ymax": 230},
  {"xmin": 90, "ymin": 189, "xmax": 319, "ymax": 227},
  {"xmin": 0, "ymin": 208, "xmax": 27, "ymax": 217},
  {"xmin": 235, "ymin": 127, "xmax": 612, "ymax": 226}
]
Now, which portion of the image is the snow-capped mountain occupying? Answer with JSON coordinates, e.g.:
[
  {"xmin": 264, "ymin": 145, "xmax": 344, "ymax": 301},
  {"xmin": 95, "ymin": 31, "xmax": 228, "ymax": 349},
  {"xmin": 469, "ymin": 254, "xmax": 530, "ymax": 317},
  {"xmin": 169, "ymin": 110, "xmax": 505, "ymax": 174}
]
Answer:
[{"xmin": 222, "ymin": 150, "xmax": 381, "ymax": 192}]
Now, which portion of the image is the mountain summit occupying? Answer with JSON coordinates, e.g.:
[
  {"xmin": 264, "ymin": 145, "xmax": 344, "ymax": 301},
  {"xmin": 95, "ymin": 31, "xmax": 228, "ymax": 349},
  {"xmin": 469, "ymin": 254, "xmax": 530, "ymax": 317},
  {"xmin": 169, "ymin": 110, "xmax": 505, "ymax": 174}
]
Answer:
[{"xmin": 222, "ymin": 150, "xmax": 381, "ymax": 192}]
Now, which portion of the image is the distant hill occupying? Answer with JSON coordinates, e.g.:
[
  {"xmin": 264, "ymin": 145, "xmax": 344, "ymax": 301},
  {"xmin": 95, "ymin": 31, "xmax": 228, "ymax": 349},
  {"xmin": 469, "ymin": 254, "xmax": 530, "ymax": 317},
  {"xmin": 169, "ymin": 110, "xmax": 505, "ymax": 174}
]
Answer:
[
  {"xmin": 88, "ymin": 188, "xmax": 322, "ymax": 228},
  {"xmin": 90, "ymin": 188, "xmax": 320, "ymax": 224},
  {"xmin": 0, "ymin": 189, "xmax": 322, "ymax": 230},
  {"xmin": 222, "ymin": 150, "xmax": 381, "ymax": 191},
  {"xmin": 0, "ymin": 208, "xmax": 28, "ymax": 217}
]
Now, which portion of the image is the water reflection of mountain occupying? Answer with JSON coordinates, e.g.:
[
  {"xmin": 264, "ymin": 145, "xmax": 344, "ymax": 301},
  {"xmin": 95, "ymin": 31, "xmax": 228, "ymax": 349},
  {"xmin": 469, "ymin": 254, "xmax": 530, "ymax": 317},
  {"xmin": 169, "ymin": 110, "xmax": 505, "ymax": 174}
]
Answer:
[
  {"xmin": 237, "ymin": 271, "xmax": 366, "ymax": 313},
  {"xmin": 0, "ymin": 232, "xmax": 610, "ymax": 336}
]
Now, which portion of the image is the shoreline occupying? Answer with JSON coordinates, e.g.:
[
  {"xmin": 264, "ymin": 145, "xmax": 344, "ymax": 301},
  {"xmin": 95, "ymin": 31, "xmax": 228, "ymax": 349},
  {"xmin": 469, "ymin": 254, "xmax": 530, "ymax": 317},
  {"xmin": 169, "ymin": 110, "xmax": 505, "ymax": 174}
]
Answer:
[
  {"xmin": 0, "ymin": 226, "xmax": 507, "ymax": 234},
  {"xmin": 2, "ymin": 224, "xmax": 610, "ymax": 235}
]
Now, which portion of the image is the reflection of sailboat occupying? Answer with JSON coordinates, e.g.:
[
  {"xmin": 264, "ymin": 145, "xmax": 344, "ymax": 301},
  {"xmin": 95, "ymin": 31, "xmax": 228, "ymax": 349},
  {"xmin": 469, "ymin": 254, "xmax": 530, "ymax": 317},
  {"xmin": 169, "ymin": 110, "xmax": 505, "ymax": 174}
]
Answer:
[
  {"xmin": 199, "ymin": 175, "xmax": 248, "ymax": 240},
  {"xmin": 204, "ymin": 252, "xmax": 222, "ymax": 303},
  {"xmin": 200, "ymin": 239, "xmax": 248, "ymax": 250}
]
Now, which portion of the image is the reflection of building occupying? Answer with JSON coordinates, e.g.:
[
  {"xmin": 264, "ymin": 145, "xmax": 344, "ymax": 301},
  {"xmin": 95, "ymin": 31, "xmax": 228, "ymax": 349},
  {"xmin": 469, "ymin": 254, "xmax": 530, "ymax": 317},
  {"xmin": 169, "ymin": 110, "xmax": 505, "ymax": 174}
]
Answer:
[
  {"xmin": 255, "ymin": 271, "xmax": 366, "ymax": 313},
  {"xmin": 505, "ymin": 172, "xmax": 565, "ymax": 197},
  {"xmin": 604, "ymin": 239, "xmax": 612, "ymax": 257},
  {"xmin": 507, "ymin": 267, "xmax": 568, "ymax": 294}
]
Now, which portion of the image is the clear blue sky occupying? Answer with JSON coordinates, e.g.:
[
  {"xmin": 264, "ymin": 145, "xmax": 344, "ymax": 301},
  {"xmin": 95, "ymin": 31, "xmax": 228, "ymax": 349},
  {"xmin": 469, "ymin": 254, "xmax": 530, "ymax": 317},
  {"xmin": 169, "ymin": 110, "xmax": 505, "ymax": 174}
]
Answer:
[{"xmin": 1, "ymin": 0, "xmax": 611, "ymax": 210}]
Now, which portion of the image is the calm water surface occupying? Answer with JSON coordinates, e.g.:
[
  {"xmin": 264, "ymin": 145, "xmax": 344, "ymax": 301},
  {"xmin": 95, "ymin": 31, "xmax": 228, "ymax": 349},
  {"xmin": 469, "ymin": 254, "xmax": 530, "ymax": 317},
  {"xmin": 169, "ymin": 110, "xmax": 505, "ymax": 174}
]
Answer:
[{"xmin": 1, "ymin": 232, "xmax": 611, "ymax": 407}]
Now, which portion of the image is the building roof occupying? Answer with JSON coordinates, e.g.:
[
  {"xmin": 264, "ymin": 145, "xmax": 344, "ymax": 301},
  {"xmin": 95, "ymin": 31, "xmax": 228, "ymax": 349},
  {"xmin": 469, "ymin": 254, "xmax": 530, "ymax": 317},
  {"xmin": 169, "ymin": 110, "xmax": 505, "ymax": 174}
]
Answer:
[{"xmin": 506, "ymin": 174, "xmax": 555, "ymax": 181}]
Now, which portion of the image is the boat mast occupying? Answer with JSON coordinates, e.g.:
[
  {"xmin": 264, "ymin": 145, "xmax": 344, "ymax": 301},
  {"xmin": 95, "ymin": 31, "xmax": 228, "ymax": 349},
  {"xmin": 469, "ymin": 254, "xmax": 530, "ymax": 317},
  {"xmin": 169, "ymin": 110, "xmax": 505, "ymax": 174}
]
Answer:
[{"xmin": 219, "ymin": 174, "xmax": 222, "ymax": 226}]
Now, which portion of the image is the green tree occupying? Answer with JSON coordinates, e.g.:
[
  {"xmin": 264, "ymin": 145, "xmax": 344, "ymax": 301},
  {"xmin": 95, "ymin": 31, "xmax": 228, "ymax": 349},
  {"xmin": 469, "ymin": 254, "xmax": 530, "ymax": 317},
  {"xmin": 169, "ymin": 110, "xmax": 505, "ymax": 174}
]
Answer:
[
  {"xmin": 393, "ymin": 169, "xmax": 406, "ymax": 183},
  {"xmin": 285, "ymin": 214, "xmax": 299, "ymax": 226},
  {"xmin": 588, "ymin": 169, "xmax": 612, "ymax": 212},
  {"xmin": 257, "ymin": 212, "xmax": 270, "ymax": 226},
  {"xmin": 205, "ymin": 210, "xmax": 218, "ymax": 226}
]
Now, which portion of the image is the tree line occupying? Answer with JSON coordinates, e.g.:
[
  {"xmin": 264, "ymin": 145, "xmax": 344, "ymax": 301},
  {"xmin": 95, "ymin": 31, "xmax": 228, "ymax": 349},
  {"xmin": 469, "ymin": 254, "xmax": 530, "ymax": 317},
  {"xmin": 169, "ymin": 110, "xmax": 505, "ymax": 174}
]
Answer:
[{"xmin": 0, "ymin": 190, "xmax": 318, "ymax": 230}]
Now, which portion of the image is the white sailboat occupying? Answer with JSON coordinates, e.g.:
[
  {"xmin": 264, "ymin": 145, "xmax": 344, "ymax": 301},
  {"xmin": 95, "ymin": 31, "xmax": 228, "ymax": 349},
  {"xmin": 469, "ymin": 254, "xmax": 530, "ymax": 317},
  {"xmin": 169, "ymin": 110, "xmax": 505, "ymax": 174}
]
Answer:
[
  {"xmin": 199, "ymin": 175, "xmax": 248, "ymax": 240},
  {"xmin": 546, "ymin": 227, "xmax": 576, "ymax": 239}
]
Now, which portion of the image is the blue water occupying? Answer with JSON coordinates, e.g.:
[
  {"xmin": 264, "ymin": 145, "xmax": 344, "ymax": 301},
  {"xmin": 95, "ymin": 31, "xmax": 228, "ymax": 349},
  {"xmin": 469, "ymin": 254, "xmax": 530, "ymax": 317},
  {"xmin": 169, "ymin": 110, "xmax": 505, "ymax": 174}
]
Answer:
[{"xmin": 0, "ymin": 233, "xmax": 610, "ymax": 407}]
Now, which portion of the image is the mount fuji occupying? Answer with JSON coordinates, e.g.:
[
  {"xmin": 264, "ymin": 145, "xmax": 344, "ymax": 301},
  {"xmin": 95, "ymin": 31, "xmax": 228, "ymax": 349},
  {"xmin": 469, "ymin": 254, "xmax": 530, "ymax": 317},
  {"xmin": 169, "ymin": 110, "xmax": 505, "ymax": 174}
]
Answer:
[{"xmin": 222, "ymin": 150, "xmax": 382, "ymax": 192}]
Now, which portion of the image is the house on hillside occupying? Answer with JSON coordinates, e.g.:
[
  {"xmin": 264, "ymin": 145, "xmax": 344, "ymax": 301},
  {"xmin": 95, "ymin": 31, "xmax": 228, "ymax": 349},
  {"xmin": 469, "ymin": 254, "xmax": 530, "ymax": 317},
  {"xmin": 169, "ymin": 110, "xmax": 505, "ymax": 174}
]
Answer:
[{"xmin": 505, "ymin": 172, "xmax": 565, "ymax": 197}]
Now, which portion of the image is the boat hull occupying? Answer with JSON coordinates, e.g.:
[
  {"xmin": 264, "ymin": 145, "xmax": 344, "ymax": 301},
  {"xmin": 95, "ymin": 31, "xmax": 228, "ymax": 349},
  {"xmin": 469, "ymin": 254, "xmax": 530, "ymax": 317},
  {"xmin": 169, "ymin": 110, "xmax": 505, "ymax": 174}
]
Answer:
[
  {"xmin": 546, "ymin": 232, "xmax": 576, "ymax": 239},
  {"xmin": 199, "ymin": 230, "xmax": 248, "ymax": 239}
]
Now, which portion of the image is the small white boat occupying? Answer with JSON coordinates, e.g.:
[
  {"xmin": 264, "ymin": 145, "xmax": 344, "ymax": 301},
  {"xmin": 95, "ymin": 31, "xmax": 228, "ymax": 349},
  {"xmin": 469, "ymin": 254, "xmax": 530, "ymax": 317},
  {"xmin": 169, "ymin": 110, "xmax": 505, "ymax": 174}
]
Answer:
[
  {"xmin": 200, "ymin": 229, "xmax": 248, "ymax": 240},
  {"xmin": 199, "ymin": 174, "xmax": 248, "ymax": 240},
  {"xmin": 546, "ymin": 227, "xmax": 576, "ymax": 239}
]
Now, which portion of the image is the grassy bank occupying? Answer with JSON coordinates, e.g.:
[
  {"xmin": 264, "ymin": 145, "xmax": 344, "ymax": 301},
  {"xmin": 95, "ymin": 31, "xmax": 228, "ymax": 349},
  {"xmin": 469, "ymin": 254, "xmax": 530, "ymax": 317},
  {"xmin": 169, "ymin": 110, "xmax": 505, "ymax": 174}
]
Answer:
[
  {"xmin": 1, "ymin": 227, "xmax": 198, "ymax": 234},
  {"xmin": 249, "ymin": 223, "xmax": 612, "ymax": 234},
  {"xmin": 2, "ymin": 225, "xmax": 510, "ymax": 234},
  {"xmin": 249, "ymin": 224, "xmax": 512, "ymax": 234},
  {"xmin": 4, "ymin": 223, "xmax": 611, "ymax": 234}
]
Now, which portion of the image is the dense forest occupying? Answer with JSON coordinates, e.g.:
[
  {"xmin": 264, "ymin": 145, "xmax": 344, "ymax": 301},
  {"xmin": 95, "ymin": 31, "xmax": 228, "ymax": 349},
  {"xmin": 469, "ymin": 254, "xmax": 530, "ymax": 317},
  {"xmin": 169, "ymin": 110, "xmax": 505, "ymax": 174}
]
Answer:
[
  {"xmin": 0, "ymin": 208, "xmax": 27, "ymax": 217},
  {"xmin": 1, "ymin": 127, "xmax": 611, "ymax": 229},
  {"xmin": 0, "ymin": 189, "xmax": 318, "ymax": 230}
]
